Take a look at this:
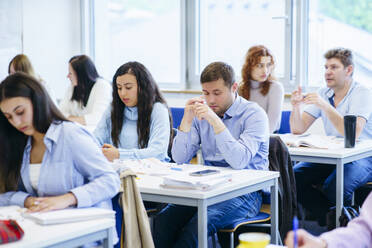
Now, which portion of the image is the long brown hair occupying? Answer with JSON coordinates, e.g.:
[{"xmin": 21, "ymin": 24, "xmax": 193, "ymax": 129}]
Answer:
[
  {"xmin": 69, "ymin": 55, "xmax": 100, "ymax": 107},
  {"xmin": 0, "ymin": 73, "xmax": 67, "ymax": 192},
  {"xmin": 111, "ymin": 62, "xmax": 172, "ymax": 149},
  {"xmin": 240, "ymin": 45, "xmax": 276, "ymax": 100}
]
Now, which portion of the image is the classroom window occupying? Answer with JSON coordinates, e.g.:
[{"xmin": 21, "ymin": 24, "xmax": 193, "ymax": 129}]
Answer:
[
  {"xmin": 94, "ymin": 0, "xmax": 181, "ymax": 86},
  {"xmin": 307, "ymin": 0, "xmax": 372, "ymax": 88},
  {"xmin": 0, "ymin": 0, "xmax": 22, "ymax": 80},
  {"xmin": 198, "ymin": 0, "xmax": 287, "ymax": 80}
]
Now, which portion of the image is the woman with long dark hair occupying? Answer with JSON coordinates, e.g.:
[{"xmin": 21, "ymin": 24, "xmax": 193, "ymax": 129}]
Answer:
[
  {"xmin": 0, "ymin": 73, "xmax": 120, "ymax": 217},
  {"xmin": 60, "ymin": 55, "xmax": 112, "ymax": 129},
  {"xmin": 239, "ymin": 45, "xmax": 284, "ymax": 133},
  {"xmin": 94, "ymin": 61, "xmax": 171, "ymax": 162}
]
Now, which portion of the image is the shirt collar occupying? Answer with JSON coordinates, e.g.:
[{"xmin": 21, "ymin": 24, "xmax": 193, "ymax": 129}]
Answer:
[
  {"xmin": 325, "ymin": 80, "xmax": 356, "ymax": 99},
  {"xmin": 124, "ymin": 106, "xmax": 138, "ymax": 121},
  {"xmin": 223, "ymin": 95, "xmax": 240, "ymax": 119},
  {"xmin": 24, "ymin": 122, "xmax": 61, "ymax": 153}
]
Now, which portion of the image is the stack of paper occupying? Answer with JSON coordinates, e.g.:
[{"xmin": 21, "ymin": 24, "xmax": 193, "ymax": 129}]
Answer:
[
  {"xmin": 22, "ymin": 208, "xmax": 115, "ymax": 225},
  {"xmin": 162, "ymin": 171, "xmax": 233, "ymax": 190}
]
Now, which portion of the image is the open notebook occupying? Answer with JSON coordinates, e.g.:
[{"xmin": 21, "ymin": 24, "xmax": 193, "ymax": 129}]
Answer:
[
  {"xmin": 279, "ymin": 134, "xmax": 343, "ymax": 149},
  {"xmin": 22, "ymin": 207, "xmax": 115, "ymax": 225}
]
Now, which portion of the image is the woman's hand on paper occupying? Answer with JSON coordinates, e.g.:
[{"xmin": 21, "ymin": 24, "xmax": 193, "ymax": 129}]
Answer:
[
  {"xmin": 102, "ymin": 143, "xmax": 120, "ymax": 162},
  {"xmin": 25, "ymin": 193, "xmax": 77, "ymax": 212}
]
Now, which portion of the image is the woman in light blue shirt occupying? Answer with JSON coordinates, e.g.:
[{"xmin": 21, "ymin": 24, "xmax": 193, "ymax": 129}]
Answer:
[
  {"xmin": 94, "ymin": 61, "xmax": 171, "ymax": 162},
  {"xmin": 0, "ymin": 72, "xmax": 120, "ymax": 213}
]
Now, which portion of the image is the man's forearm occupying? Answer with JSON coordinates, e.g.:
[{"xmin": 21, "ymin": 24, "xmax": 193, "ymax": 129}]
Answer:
[
  {"xmin": 290, "ymin": 106, "xmax": 306, "ymax": 134},
  {"xmin": 323, "ymin": 105, "xmax": 344, "ymax": 136},
  {"xmin": 179, "ymin": 118, "xmax": 193, "ymax": 132}
]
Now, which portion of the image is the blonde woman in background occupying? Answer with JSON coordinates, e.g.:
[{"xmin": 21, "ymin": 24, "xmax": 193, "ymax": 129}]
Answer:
[{"xmin": 8, "ymin": 54, "xmax": 57, "ymax": 104}]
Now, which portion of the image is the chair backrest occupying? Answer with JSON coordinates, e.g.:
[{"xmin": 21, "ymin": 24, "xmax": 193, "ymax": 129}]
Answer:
[
  {"xmin": 278, "ymin": 111, "xmax": 291, "ymax": 134},
  {"xmin": 170, "ymin": 107, "xmax": 185, "ymax": 128},
  {"xmin": 269, "ymin": 135, "xmax": 297, "ymax": 238}
]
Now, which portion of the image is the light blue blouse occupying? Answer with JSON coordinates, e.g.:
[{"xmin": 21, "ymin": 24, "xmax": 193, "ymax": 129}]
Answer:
[
  {"xmin": 94, "ymin": 102, "xmax": 170, "ymax": 161},
  {"xmin": 0, "ymin": 121, "xmax": 120, "ymax": 209}
]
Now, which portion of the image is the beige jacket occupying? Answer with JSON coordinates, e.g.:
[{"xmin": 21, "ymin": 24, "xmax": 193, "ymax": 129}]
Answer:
[{"xmin": 120, "ymin": 169, "xmax": 154, "ymax": 248}]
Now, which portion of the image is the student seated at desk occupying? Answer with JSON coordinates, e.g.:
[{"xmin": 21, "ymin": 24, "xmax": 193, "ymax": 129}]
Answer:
[
  {"xmin": 59, "ymin": 55, "xmax": 112, "ymax": 128},
  {"xmin": 94, "ymin": 61, "xmax": 171, "ymax": 162},
  {"xmin": 285, "ymin": 191, "xmax": 372, "ymax": 248},
  {"xmin": 239, "ymin": 45, "xmax": 284, "ymax": 133},
  {"xmin": 0, "ymin": 73, "xmax": 120, "ymax": 214},
  {"xmin": 153, "ymin": 62, "xmax": 270, "ymax": 248},
  {"xmin": 290, "ymin": 48, "xmax": 372, "ymax": 224}
]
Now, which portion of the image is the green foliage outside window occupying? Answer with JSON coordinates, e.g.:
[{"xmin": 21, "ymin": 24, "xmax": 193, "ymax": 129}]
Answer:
[{"xmin": 320, "ymin": 0, "xmax": 372, "ymax": 33}]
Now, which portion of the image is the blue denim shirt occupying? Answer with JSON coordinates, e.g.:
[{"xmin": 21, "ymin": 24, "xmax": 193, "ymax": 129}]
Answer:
[
  {"xmin": 0, "ymin": 121, "xmax": 120, "ymax": 209},
  {"xmin": 172, "ymin": 96, "xmax": 269, "ymax": 170},
  {"xmin": 304, "ymin": 81, "xmax": 372, "ymax": 140}
]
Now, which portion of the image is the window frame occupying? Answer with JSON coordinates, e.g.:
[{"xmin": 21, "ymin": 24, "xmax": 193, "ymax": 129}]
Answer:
[{"xmin": 87, "ymin": 0, "xmax": 318, "ymax": 93}]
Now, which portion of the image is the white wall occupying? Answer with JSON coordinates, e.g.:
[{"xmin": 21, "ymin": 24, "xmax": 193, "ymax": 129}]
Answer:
[{"xmin": 22, "ymin": 0, "xmax": 81, "ymax": 100}]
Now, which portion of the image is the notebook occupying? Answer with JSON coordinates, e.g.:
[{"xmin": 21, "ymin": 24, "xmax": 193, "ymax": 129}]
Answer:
[
  {"xmin": 22, "ymin": 207, "xmax": 115, "ymax": 225},
  {"xmin": 279, "ymin": 134, "xmax": 343, "ymax": 149}
]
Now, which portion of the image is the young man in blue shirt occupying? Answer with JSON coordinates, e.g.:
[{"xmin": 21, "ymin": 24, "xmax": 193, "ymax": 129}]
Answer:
[
  {"xmin": 290, "ymin": 48, "xmax": 372, "ymax": 224},
  {"xmin": 153, "ymin": 62, "xmax": 270, "ymax": 247}
]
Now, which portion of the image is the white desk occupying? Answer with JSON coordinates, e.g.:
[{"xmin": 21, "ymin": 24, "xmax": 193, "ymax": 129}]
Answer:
[
  {"xmin": 136, "ymin": 167, "xmax": 280, "ymax": 248},
  {"xmin": 2, "ymin": 217, "xmax": 115, "ymax": 248},
  {"xmin": 288, "ymin": 139, "xmax": 372, "ymax": 227}
]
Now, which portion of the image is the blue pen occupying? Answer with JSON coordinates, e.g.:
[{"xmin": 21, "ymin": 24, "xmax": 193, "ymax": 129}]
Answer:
[
  {"xmin": 293, "ymin": 216, "xmax": 299, "ymax": 248},
  {"xmin": 170, "ymin": 167, "xmax": 182, "ymax": 171}
]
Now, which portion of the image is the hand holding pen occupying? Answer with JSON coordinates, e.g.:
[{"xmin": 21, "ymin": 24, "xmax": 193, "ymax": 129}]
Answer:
[
  {"xmin": 293, "ymin": 216, "xmax": 298, "ymax": 248},
  {"xmin": 284, "ymin": 228, "xmax": 328, "ymax": 248}
]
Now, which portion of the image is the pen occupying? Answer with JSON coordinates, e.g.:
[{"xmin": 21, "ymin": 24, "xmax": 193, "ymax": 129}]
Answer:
[
  {"xmin": 170, "ymin": 167, "xmax": 182, "ymax": 171},
  {"xmin": 293, "ymin": 216, "xmax": 298, "ymax": 248}
]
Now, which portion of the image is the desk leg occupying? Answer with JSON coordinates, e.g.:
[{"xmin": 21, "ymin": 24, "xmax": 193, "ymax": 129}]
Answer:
[
  {"xmin": 270, "ymin": 178, "xmax": 279, "ymax": 244},
  {"xmin": 336, "ymin": 159, "xmax": 344, "ymax": 228},
  {"xmin": 197, "ymin": 200, "xmax": 208, "ymax": 248},
  {"xmin": 103, "ymin": 226, "xmax": 114, "ymax": 248}
]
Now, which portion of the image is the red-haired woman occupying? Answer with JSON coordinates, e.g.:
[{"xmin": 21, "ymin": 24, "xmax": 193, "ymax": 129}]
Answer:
[{"xmin": 239, "ymin": 45, "xmax": 284, "ymax": 133}]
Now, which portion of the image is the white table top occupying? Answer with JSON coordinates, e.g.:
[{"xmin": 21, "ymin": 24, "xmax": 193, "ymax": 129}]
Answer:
[
  {"xmin": 1, "ymin": 217, "xmax": 114, "ymax": 248},
  {"xmin": 288, "ymin": 139, "xmax": 372, "ymax": 158},
  {"xmin": 137, "ymin": 166, "xmax": 279, "ymax": 199}
]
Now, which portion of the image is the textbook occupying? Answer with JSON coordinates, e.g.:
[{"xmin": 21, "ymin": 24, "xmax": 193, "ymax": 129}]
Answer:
[
  {"xmin": 22, "ymin": 208, "xmax": 115, "ymax": 225},
  {"xmin": 161, "ymin": 171, "xmax": 233, "ymax": 191},
  {"xmin": 279, "ymin": 133, "xmax": 343, "ymax": 149}
]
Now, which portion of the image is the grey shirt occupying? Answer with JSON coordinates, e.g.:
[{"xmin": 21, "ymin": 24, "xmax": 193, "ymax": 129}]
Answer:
[{"xmin": 240, "ymin": 81, "xmax": 284, "ymax": 133}]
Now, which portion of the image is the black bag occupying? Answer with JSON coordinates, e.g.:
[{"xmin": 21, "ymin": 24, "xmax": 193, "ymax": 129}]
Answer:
[{"xmin": 326, "ymin": 205, "xmax": 360, "ymax": 230}]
